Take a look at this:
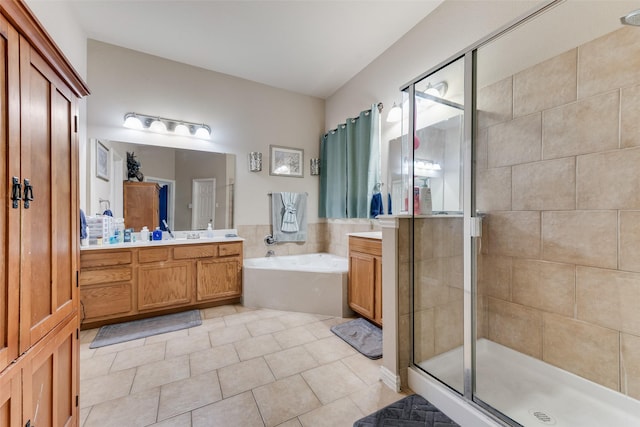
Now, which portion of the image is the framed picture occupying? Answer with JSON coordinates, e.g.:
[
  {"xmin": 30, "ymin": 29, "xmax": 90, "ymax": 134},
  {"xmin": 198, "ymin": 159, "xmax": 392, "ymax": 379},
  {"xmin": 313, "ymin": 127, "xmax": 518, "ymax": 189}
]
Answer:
[
  {"xmin": 269, "ymin": 145, "xmax": 304, "ymax": 177},
  {"xmin": 96, "ymin": 141, "xmax": 110, "ymax": 181}
]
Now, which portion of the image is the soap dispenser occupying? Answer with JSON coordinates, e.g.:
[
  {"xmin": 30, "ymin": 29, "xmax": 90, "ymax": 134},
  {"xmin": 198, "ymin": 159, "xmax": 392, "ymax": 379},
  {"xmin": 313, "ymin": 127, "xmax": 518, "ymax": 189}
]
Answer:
[
  {"xmin": 419, "ymin": 178, "xmax": 432, "ymax": 215},
  {"xmin": 206, "ymin": 223, "xmax": 214, "ymax": 239},
  {"xmin": 140, "ymin": 226, "xmax": 149, "ymax": 242}
]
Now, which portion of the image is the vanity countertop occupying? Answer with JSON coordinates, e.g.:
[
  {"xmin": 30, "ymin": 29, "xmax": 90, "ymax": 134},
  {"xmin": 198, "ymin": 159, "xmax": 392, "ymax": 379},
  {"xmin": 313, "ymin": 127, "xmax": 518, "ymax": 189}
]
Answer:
[
  {"xmin": 81, "ymin": 233, "xmax": 244, "ymax": 251},
  {"xmin": 347, "ymin": 231, "xmax": 382, "ymax": 240}
]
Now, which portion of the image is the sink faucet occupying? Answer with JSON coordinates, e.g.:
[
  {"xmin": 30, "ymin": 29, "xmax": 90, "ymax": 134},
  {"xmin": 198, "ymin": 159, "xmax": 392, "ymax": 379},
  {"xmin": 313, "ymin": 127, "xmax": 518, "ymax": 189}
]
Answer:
[{"xmin": 266, "ymin": 250, "xmax": 275, "ymax": 257}]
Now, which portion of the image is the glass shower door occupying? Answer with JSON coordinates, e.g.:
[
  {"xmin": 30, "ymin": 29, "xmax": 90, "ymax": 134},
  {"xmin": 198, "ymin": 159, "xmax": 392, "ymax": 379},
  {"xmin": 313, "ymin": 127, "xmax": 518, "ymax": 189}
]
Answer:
[{"xmin": 411, "ymin": 56, "xmax": 466, "ymax": 395}]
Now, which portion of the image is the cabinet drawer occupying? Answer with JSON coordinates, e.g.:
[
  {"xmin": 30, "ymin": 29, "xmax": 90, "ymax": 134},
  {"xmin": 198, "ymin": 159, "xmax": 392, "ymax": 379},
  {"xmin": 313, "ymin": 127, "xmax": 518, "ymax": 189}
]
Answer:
[
  {"xmin": 81, "ymin": 283, "xmax": 132, "ymax": 319},
  {"xmin": 79, "ymin": 267, "xmax": 133, "ymax": 286},
  {"xmin": 349, "ymin": 237, "xmax": 382, "ymax": 256},
  {"xmin": 139, "ymin": 247, "xmax": 170, "ymax": 263},
  {"xmin": 173, "ymin": 244, "xmax": 218, "ymax": 259},
  {"xmin": 219, "ymin": 242, "xmax": 242, "ymax": 257},
  {"xmin": 81, "ymin": 251, "xmax": 132, "ymax": 268}
]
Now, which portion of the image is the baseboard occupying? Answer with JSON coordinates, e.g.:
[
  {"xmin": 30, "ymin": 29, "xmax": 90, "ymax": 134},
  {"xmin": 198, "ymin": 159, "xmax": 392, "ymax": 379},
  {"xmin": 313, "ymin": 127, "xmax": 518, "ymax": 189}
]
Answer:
[{"xmin": 380, "ymin": 365, "xmax": 401, "ymax": 392}]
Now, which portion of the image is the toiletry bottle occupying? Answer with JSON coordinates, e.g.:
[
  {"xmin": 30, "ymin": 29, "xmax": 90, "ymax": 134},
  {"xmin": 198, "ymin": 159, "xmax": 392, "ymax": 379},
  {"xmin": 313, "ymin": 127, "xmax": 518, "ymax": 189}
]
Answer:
[
  {"xmin": 413, "ymin": 186, "xmax": 421, "ymax": 215},
  {"xmin": 206, "ymin": 223, "xmax": 214, "ymax": 238},
  {"xmin": 152, "ymin": 226, "xmax": 162, "ymax": 241},
  {"xmin": 140, "ymin": 226, "xmax": 149, "ymax": 242},
  {"xmin": 419, "ymin": 184, "xmax": 432, "ymax": 215}
]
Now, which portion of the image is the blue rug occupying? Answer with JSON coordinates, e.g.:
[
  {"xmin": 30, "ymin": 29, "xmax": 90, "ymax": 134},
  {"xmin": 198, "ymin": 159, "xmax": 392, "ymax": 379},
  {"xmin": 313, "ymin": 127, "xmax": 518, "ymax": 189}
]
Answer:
[
  {"xmin": 89, "ymin": 309, "xmax": 202, "ymax": 348},
  {"xmin": 331, "ymin": 317, "xmax": 382, "ymax": 359},
  {"xmin": 353, "ymin": 394, "xmax": 459, "ymax": 426}
]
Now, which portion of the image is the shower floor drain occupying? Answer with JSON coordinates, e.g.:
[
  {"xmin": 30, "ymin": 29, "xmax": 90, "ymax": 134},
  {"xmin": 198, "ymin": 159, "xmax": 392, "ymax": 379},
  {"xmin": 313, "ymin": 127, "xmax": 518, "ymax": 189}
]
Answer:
[{"xmin": 528, "ymin": 409, "xmax": 556, "ymax": 425}]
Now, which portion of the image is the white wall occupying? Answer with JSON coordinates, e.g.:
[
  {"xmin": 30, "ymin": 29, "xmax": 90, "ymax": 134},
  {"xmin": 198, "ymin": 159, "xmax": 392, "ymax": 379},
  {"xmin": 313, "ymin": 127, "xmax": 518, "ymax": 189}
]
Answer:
[{"xmin": 86, "ymin": 40, "xmax": 324, "ymax": 226}]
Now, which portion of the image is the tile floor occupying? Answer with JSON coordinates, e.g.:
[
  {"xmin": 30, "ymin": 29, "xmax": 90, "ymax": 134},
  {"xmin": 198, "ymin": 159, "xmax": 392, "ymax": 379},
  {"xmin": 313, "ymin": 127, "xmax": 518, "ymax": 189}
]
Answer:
[{"xmin": 79, "ymin": 304, "xmax": 411, "ymax": 427}]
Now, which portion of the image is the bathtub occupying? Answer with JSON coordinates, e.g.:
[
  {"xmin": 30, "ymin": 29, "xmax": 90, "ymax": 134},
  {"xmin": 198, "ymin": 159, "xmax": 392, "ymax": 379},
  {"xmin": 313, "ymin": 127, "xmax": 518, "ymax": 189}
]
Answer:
[
  {"xmin": 409, "ymin": 338, "xmax": 640, "ymax": 427},
  {"xmin": 243, "ymin": 253, "xmax": 352, "ymax": 317}
]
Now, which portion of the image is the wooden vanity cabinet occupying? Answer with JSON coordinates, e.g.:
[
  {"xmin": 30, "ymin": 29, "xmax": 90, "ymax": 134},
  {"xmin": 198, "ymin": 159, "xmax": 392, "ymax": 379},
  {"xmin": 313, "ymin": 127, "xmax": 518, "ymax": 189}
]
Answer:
[
  {"xmin": 348, "ymin": 236, "xmax": 382, "ymax": 326},
  {"xmin": 123, "ymin": 181, "xmax": 160, "ymax": 230},
  {"xmin": 80, "ymin": 240, "xmax": 243, "ymax": 328}
]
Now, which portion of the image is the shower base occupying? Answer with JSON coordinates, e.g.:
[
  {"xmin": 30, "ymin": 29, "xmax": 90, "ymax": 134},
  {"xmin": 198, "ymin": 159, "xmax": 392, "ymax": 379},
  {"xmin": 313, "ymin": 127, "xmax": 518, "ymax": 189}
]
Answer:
[{"xmin": 416, "ymin": 338, "xmax": 640, "ymax": 427}]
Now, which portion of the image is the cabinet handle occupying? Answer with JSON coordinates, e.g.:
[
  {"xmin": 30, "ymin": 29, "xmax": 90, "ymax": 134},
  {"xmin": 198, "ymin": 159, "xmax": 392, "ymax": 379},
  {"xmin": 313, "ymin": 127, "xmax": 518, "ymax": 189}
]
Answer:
[
  {"xmin": 11, "ymin": 176, "xmax": 21, "ymax": 208},
  {"xmin": 23, "ymin": 178, "xmax": 34, "ymax": 209}
]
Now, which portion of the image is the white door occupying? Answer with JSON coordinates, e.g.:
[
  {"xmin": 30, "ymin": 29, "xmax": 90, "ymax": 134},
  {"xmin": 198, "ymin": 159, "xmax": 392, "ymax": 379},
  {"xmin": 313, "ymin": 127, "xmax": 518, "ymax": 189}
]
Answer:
[{"xmin": 191, "ymin": 178, "xmax": 216, "ymax": 230}]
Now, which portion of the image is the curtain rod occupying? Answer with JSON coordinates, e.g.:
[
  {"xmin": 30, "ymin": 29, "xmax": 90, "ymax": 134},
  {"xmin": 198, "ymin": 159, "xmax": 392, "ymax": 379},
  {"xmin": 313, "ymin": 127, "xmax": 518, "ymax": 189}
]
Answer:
[{"xmin": 324, "ymin": 102, "xmax": 382, "ymax": 137}]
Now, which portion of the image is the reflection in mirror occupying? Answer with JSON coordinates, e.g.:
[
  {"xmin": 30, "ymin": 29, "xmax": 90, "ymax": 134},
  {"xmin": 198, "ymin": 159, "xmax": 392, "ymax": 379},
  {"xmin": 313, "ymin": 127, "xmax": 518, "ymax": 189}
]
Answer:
[{"xmin": 85, "ymin": 140, "xmax": 235, "ymax": 231}]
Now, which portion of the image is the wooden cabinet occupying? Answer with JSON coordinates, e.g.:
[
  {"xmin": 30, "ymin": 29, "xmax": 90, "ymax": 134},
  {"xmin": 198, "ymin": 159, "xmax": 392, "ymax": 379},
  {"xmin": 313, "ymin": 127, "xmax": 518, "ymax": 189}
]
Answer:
[
  {"xmin": 123, "ymin": 181, "xmax": 160, "ymax": 230},
  {"xmin": 0, "ymin": 2, "xmax": 89, "ymax": 426},
  {"xmin": 348, "ymin": 236, "xmax": 383, "ymax": 326},
  {"xmin": 79, "ymin": 240, "xmax": 243, "ymax": 328}
]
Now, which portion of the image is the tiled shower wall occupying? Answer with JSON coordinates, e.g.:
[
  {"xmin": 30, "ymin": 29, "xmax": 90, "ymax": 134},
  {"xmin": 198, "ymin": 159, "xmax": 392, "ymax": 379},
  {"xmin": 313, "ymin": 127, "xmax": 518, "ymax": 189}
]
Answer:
[
  {"xmin": 476, "ymin": 26, "xmax": 640, "ymax": 399},
  {"xmin": 237, "ymin": 219, "xmax": 379, "ymax": 259}
]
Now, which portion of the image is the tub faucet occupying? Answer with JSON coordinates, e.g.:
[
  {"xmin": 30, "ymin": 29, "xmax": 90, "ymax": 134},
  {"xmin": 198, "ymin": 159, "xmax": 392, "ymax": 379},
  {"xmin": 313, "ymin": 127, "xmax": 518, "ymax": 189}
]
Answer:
[{"xmin": 266, "ymin": 250, "xmax": 275, "ymax": 257}]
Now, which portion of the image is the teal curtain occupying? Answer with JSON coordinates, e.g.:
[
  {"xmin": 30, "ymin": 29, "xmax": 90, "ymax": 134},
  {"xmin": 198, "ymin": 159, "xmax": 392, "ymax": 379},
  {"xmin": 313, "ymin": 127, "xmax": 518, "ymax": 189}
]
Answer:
[{"xmin": 319, "ymin": 105, "xmax": 380, "ymax": 218}]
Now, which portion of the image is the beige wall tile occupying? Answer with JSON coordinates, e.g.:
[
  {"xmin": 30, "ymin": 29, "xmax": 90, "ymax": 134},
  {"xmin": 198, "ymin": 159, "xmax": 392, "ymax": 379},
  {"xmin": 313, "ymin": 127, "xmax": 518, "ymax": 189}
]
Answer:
[
  {"xmin": 476, "ymin": 127, "xmax": 489, "ymax": 171},
  {"xmin": 487, "ymin": 211, "xmax": 541, "ymax": 258},
  {"xmin": 542, "ymin": 90, "xmax": 619, "ymax": 159},
  {"xmin": 576, "ymin": 266, "xmax": 640, "ymax": 336},
  {"xmin": 512, "ymin": 259, "xmax": 575, "ymax": 317},
  {"xmin": 478, "ymin": 254, "xmax": 512, "ymax": 301},
  {"xmin": 414, "ymin": 259, "xmax": 449, "ymax": 310},
  {"xmin": 578, "ymin": 26, "xmax": 640, "ymax": 99},
  {"xmin": 577, "ymin": 148, "xmax": 640, "ymax": 210},
  {"xmin": 477, "ymin": 296, "xmax": 489, "ymax": 339},
  {"xmin": 487, "ymin": 298, "xmax": 542, "ymax": 358},
  {"xmin": 514, "ymin": 49, "xmax": 577, "ymax": 117},
  {"xmin": 432, "ymin": 218, "xmax": 463, "ymax": 258},
  {"xmin": 512, "ymin": 157, "xmax": 576, "ymax": 211},
  {"xmin": 543, "ymin": 313, "xmax": 619, "ymax": 390},
  {"xmin": 621, "ymin": 84, "xmax": 640, "ymax": 148},
  {"xmin": 622, "ymin": 333, "xmax": 640, "ymax": 400},
  {"xmin": 434, "ymin": 300, "xmax": 463, "ymax": 355},
  {"xmin": 620, "ymin": 211, "xmax": 640, "ymax": 273},
  {"xmin": 476, "ymin": 167, "xmax": 511, "ymax": 212},
  {"xmin": 478, "ymin": 76, "xmax": 513, "ymax": 129},
  {"xmin": 488, "ymin": 113, "xmax": 542, "ymax": 168},
  {"xmin": 542, "ymin": 211, "xmax": 617, "ymax": 269},
  {"xmin": 413, "ymin": 218, "xmax": 434, "ymax": 261},
  {"xmin": 413, "ymin": 308, "xmax": 435, "ymax": 363}
]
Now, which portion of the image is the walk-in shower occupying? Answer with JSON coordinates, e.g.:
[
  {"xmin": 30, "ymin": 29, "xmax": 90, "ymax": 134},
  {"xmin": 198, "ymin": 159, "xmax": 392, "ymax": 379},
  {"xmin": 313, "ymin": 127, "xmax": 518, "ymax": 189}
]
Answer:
[{"xmin": 400, "ymin": 1, "xmax": 640, "ymax": 425}]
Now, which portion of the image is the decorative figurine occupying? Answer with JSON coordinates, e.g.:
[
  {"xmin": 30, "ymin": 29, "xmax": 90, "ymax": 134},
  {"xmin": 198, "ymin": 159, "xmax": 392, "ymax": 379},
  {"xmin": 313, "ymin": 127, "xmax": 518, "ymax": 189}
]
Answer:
[{"xmin": 127, "ymin": 152, "xmax": 144, "ymax": 181}]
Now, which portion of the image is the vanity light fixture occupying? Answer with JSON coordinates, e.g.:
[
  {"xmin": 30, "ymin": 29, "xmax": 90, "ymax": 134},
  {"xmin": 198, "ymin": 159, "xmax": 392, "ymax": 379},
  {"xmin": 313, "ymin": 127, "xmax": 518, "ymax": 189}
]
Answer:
[
  {"xmin": 621, "ymin": 8, "xmax": 640, "ymax": 26},
  {"xmin": 424, "ymin": 81, "xmax": 448, "ymax": 98},
  {"xmin": 123, "ymin": 112, "xmax": 212, "ymax": 139},
  {"xmin": 386, "ymin": 102, "xmax": 402, "ymax": 123}
]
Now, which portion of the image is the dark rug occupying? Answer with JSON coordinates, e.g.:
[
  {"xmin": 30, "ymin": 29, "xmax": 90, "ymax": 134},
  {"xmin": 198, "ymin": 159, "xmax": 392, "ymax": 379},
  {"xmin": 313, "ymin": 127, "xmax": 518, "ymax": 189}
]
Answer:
[
  {"xmin": 353, "ymin": 394, "xmax": 459, "ymax": 427},
  {"xmin": 89, "ymin": 309, "xmax": 202, "ymax": 348},
  {"xmin": 331, "ymin": 317, "xmax": 382, "ymax": 359}
]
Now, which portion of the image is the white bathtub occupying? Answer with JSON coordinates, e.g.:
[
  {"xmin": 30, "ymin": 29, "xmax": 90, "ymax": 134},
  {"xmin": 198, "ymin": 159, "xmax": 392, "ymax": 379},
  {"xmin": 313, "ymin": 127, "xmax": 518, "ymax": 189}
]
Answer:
[{"xmin": 243, "ymin": 253, "xmax": 352, "ymax": 317}]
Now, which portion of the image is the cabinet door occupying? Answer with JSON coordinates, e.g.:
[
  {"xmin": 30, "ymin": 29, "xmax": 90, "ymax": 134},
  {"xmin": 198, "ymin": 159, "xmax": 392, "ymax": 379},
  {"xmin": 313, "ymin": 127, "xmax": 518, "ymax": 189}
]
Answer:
[
  {"xmin": 196, "ymin": 257, "xmax": 241, "ymax": 301},
  {"xmin": 373, "ymin": 255, "xmax": 382, "ymax": 326},
  {"xmin": 124, "ymin": 182, "xmax": 159, "ymax": 230},
  {"xmin": 348, "ymin": 252, "xmax": 376, "ymax": 319},
  {"xmin": 22, "ymin": 316, "xmax": 78, "ymax": 427},
  {"xmin": 0, "ymin": 362, "xmax": 21, "ymax": 427},
  {"xmin": 138, "ymin": 262, "xmax": 191, "ymax": 310},
  {"xmin": 19, "ymin": 39, "xmax": 78, "ymax": 352},
  {"xmin": 0, "ymin": 16, "xmax": 20, "ymax": 372}
]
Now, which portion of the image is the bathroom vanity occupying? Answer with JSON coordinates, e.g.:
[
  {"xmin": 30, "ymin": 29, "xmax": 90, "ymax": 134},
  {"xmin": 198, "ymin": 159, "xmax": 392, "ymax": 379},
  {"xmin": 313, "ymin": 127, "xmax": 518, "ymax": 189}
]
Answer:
[
  {"xmin": 348, "ymin": 232, "xmax": 383, "ymax": 326},
  {"xmin": 79, "ymin": 238, "xmax": 243, "ymax": 328}
]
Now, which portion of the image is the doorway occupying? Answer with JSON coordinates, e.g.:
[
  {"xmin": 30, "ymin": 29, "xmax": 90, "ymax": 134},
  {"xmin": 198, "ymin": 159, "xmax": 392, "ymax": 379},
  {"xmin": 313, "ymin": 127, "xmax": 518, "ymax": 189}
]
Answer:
[{"xmin": 191, "ymin": 178, "xmax": 216, "ymax": 230}]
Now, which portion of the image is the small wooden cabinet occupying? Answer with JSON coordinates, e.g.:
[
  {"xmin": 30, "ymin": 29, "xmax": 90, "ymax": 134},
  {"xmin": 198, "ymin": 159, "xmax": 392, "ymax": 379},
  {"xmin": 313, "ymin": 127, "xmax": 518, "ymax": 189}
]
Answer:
[
  {"xmin": 79, "ymin": 240, "xmax": 243, "ymax": 328},
  {"xmin": 348, "ymin": 236, "xmax": 383, "ymax": 326},
  {"xmin": 123, "ymin": 181, "xmax": 160, "ymax": 230}
]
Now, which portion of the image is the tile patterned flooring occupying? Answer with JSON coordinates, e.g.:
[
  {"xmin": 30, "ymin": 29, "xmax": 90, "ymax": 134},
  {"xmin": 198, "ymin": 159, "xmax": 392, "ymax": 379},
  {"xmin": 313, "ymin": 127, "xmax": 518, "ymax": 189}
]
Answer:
[{"xmin": 79, "ymin": 304, "xmax": 410, "ymax": 426}]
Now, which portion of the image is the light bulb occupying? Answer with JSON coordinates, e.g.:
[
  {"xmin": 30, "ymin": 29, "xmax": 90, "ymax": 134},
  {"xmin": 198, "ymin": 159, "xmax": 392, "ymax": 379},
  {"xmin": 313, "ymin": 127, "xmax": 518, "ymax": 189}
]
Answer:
[
  {"xmin": 123, "ymin": 114, "xmax": 143, "ymax": 129},
  {"xmin": 386, "ymin": 103, "xmax": 402, "ymax": 123},
  {"xmin": 149, "ymin": 119, "xmax": 167, "ymax": 133},
  {"xmin": 195, "ymin": 125, "xmax": 210, "ymax": 139},
  {"xmin": 174, "ymin": 123, "xmax": 190, "ymax": 135}
]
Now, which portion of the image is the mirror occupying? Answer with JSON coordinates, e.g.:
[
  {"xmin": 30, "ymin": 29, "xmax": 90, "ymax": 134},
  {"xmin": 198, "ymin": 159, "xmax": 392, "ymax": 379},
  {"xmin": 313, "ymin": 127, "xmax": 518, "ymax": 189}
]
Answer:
[{"xmin": 85, "ymin": 139, "xmax": 235, "ymax": 231}]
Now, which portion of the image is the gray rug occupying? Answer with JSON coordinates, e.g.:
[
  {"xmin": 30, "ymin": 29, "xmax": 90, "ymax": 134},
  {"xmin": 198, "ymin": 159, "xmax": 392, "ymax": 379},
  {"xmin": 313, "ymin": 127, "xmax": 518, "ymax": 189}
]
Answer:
[
  {"xmin": 353, "ymin": 394, "xmax": 459, "ymax": 426},
  {"xmin": 89, "ymin": 310, "xmax": 202, "ymax": 348},
  {"xmin": 331, "ymin": 317, "xmax": 382, "ymax": 359}
]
